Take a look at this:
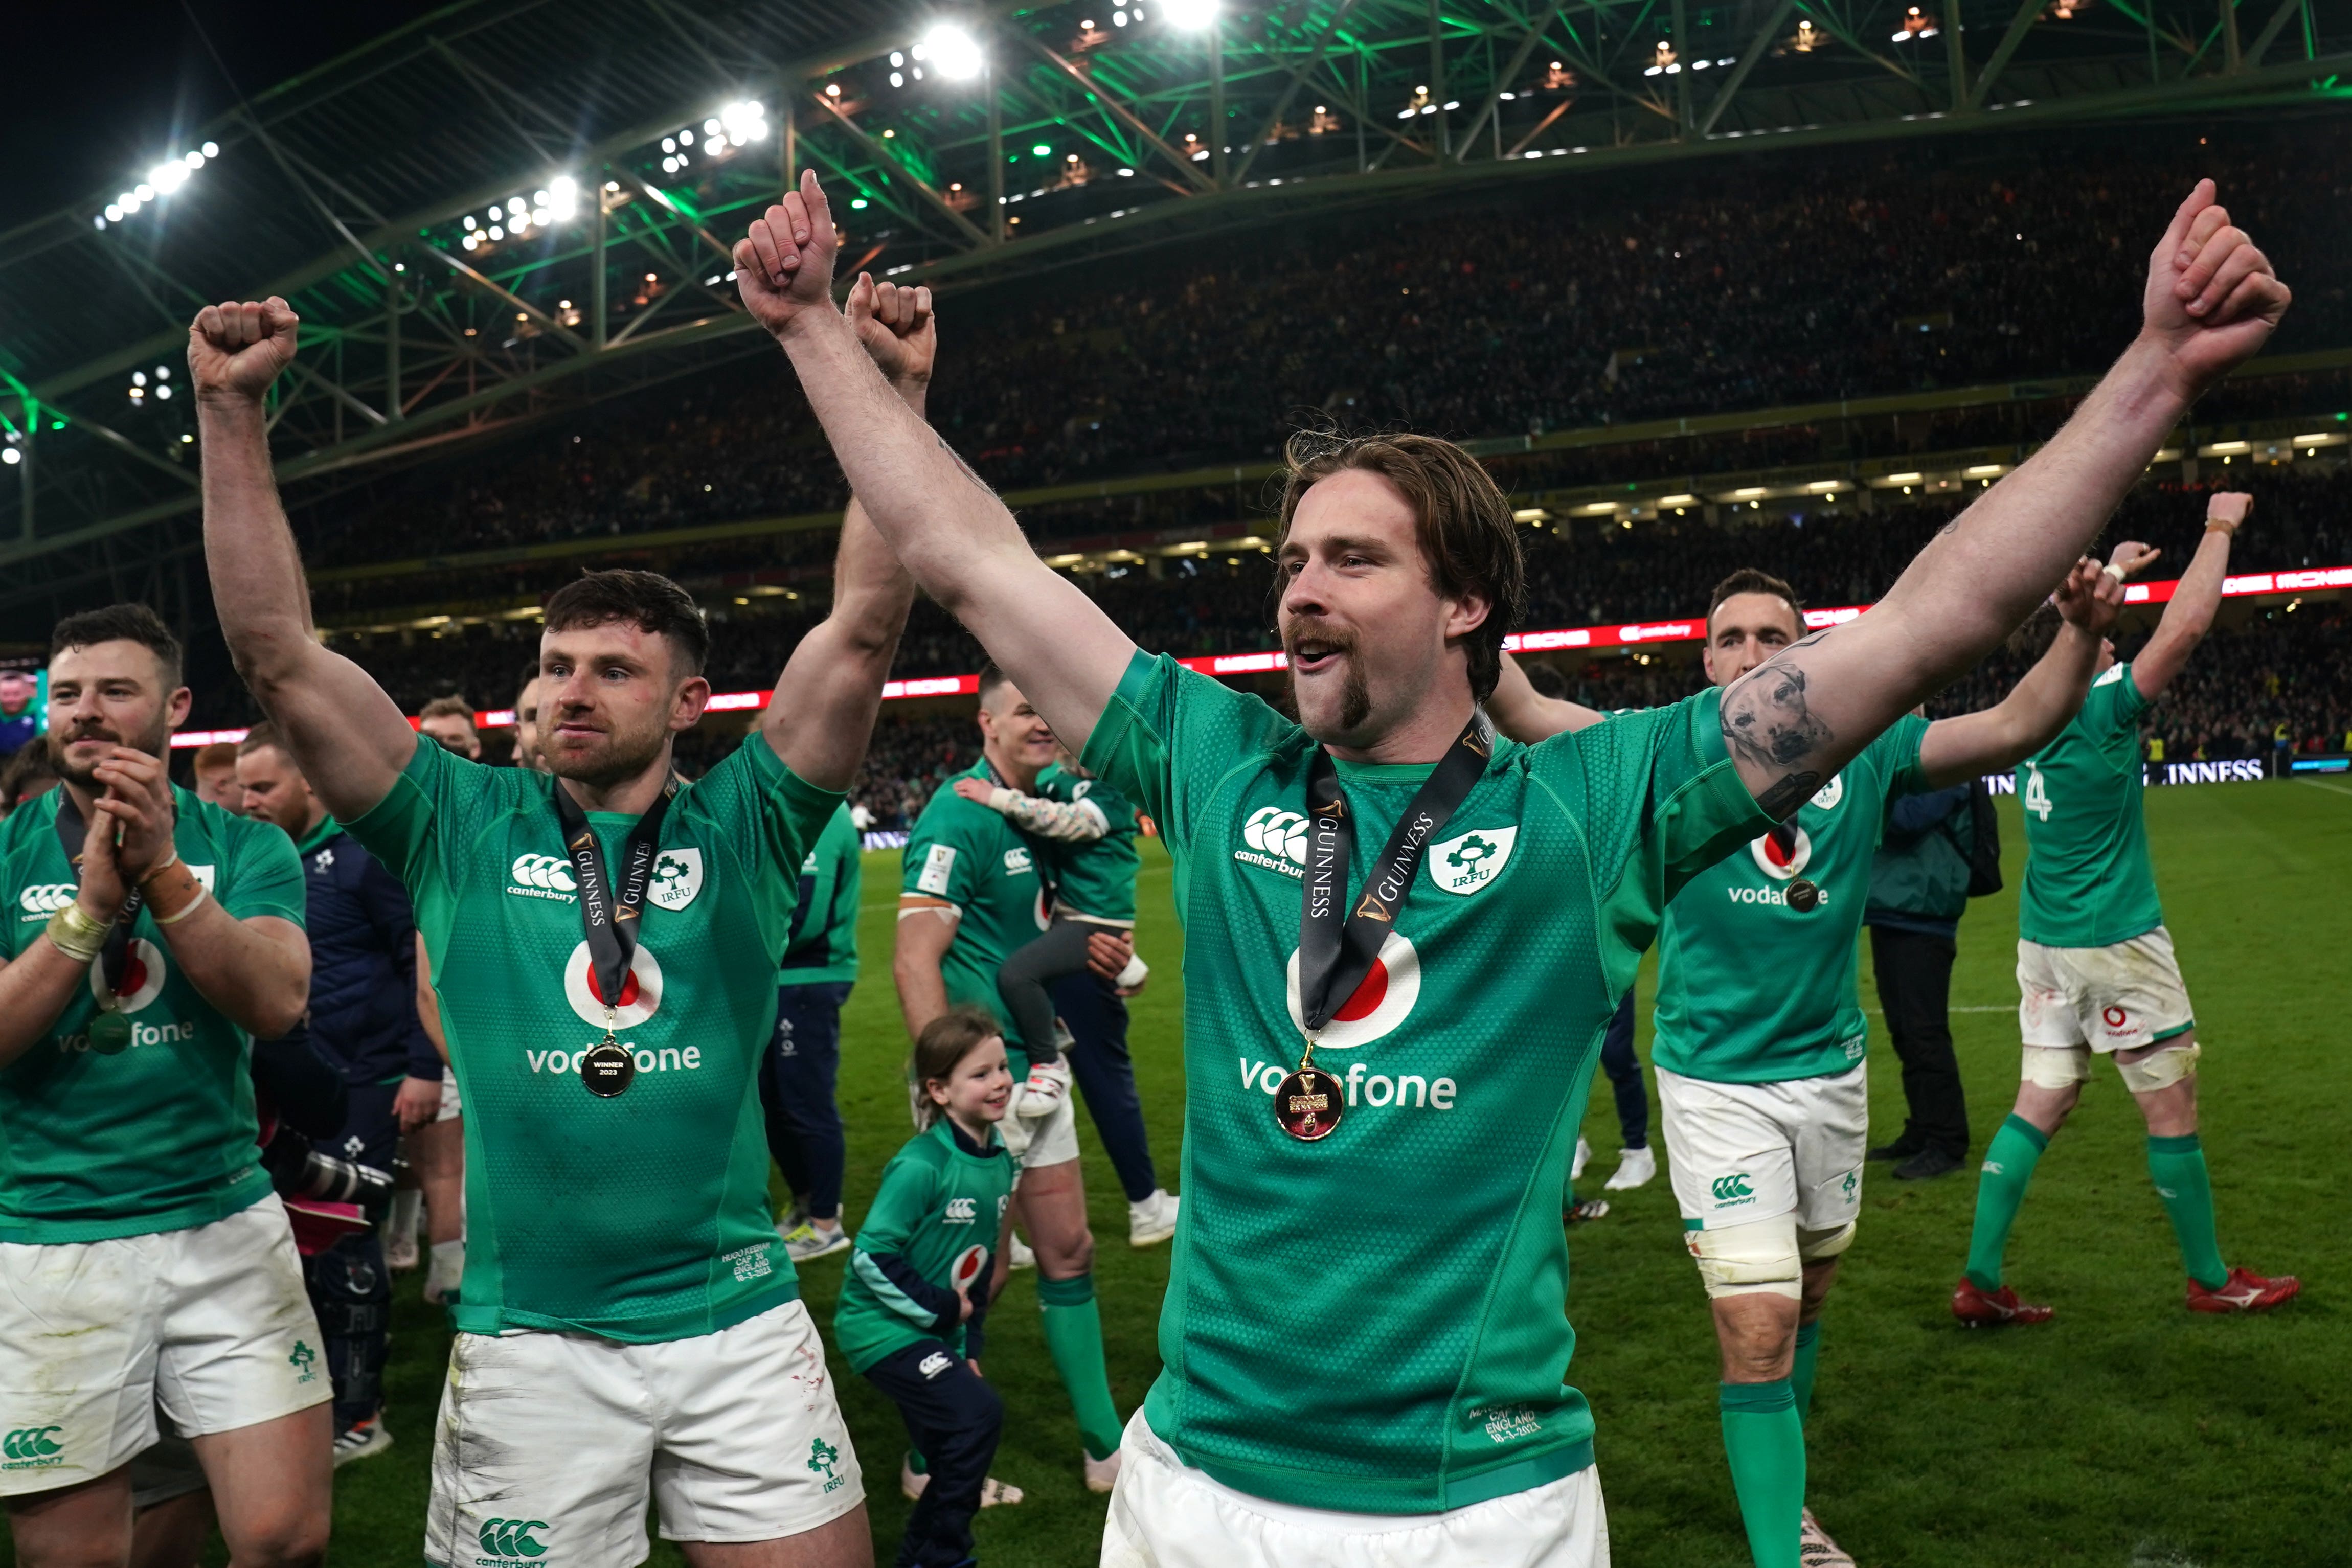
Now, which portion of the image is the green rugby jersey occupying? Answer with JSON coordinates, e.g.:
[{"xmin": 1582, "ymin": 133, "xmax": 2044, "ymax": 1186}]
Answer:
[
  {"xmin": 1037, "ymin": 764, "xmax": 1140, "ymax": 925},
  {"xmin": 0, "ymin": 786, "xmax": 303, "ymax": 1243},
  {"xmin": 779, "ymin": 802, "xmax": 861, "ymax": 988},
  {"xmin": 1080, "ymin": 651, "xmax": 1771, "ymax": 1513},
  {"xmin": 2019, "ymin": 663, "xmax": 2163, "ymax": 948},
  {"xmin": 901, "ymin": 762, "xmax": 1050, "ymax": 1060},
  {"xmin": 834, "ymin": 1118, "xmax": 1013, "ymax": 1373},
  {"xmin": 347, "ymin": 733, "xmax": 839, "ymax": 1341},
  {"xmin": 1652, "ymin": 716, "xmax": 1930, "ymax": 1088}
]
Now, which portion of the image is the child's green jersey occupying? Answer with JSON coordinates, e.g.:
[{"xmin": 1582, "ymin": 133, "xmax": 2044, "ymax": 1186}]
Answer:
[{"xmin": 835, "ymin": 1118, "xmax": 1014, "ymax": 1374}]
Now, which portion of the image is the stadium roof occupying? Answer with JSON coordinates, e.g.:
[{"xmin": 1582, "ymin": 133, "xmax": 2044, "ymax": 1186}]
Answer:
[{"xmin": 2, "ymin": 0, "xmax": 2347, "ymax": 613}]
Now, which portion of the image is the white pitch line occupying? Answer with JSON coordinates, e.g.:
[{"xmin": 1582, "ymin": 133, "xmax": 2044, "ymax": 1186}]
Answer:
[{"xmin": 2296, "ymin": 777, "xmax": 2352, "ymax": 798}]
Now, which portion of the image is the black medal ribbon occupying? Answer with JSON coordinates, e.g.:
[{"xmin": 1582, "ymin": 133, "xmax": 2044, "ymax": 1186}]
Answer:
[
  {"xmin": 56, "ymin": 792, "xmax": 153, "ymax": 1053},
  {"xmin": 553, "ymin": 775, "xmax": 679, "ymax": 1097},
  {"xmin": 1279, "ymin": 714, "xmax": 1492, "ymax": 1141}
]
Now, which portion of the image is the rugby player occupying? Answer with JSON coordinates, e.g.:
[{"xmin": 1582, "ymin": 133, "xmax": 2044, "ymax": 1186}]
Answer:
[
  {"xmin": 898, "ymin": 670, "xmax": 1127, "ymax": 1490},
  {"xmin": 416, "ymin": 697, "xmax": 483, "ymax": 760},
  {"xmin": 1491, "ymin": 558, "xmax": 2125, "ymax": 1567},
  {"xmin": 955, "ymin": 745, "xmax": 1180, "ymax": 1244},
  {"xmin": 0, "ymin": 605, "xmax": 326, "ymax": 1568},
  {"xmin": 197, "ymin": 277, "xmax": 931, "ymax": 1567},
  {"xmin": 1956, "ymin": 492, "xmax": 2300, "ymax": 1324},
  {"xmin": 756, "ymin": 171, "xmax": 2285, "ymax": 1563}
]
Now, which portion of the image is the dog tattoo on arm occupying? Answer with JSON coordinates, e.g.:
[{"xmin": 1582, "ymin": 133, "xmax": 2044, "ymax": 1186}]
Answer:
[{"xmin": 1722, "ymin": 639, "xmax": 1835, "ymax": 819}]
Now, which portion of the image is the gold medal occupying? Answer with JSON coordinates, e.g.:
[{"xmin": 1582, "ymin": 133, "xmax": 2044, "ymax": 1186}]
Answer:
[{"xmin": 1273, "ymin": 1037, "xmax": 1344, "ymax": 1141}]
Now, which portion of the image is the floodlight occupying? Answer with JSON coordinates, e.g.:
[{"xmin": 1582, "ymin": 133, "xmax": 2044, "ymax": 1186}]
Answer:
[
  {"xmin": 201, "ymin": 140, "xmax": 218, "ymax": 156},
  {"xmin": 1, "ymin": 449, "xmax": 18, "ymax": 466},
  {"xmin": 1162, "ymin": 0, "xmax": 1217, "ymax": 28},
  {"xmin": 184, "ymin": 150, "xmax": 203, "ymax": 168},
  {"xmin": 922, "ymin": 24, "xmax": 984, "ymax": 79},
  {"xmin": 155, "ymin": 385, "xmax": 171, "ymax": 400},
  {"xmin": 663, "ymin": 137, "xmax": 677, "ymax": 153},
  {"xmin": 132, "ymin": 372, "xmax": 147, "ymax": 387},
  {"xmin": 105, "ymin": 204, "xmax": 122, "ymax": 221},
  {"xmin": 1032, "ymin": 142, "xmax": 1052, "ymax": 156},
  {"xmin": 548, "ymin": 176, "xmax": 578, "ymax": 218},
  {"xmin": 135, "ymin": 183, "xmax": 154, "ymax": 201}
]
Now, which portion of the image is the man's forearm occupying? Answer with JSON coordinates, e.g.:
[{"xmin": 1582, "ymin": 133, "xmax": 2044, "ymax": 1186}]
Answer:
[
  {"xmin": 199, "ymin": 396, "xmax": 315, "ymax": 684},
  {"xmin": 0, "ymin": 947, "xmax": 98, "ymax": 1069},
  {"xmin": 894, "ymin": 951, "xmax": 949, "ymax": 1041},
  {"xmin": 1919, "ymin": 623, "xmax": 2100, "ymax": 785},
  {"xmin": 777, "ymin": 315, "xmax": 1020, "ymax": 608},
  {"xmin": 2159, "ymin": 526, "xmax": 2234, "ymax": 643},
  {"xmin": 1877, "ymin": 341, "xmax": 2186, "ymax": 683},
  {"xmin": 163, "ymin": 908, "xmax": 310, "ymax": 1040}
]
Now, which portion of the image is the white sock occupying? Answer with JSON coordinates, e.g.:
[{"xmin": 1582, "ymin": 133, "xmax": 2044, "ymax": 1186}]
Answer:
[{"xmin": 427, "ymin": 1239, "xmax": 465, "ymax": 1285}]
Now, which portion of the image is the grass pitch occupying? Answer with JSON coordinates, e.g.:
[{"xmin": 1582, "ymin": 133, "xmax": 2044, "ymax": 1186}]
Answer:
[{"xmin": 138, "ymin": 779, "xmax": 2352, "ymax": 1566}]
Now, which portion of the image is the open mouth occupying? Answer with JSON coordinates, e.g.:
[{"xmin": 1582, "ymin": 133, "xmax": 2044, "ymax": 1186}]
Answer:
[{"xmin": 1288, "ymin": 638, "xmax": 1346, "ymax": 675}]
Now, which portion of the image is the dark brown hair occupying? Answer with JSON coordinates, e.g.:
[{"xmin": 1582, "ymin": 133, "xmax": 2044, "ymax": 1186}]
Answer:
[
  {"xmin": 419, "ymin": 696, "xmax": 477, "ymax": 723},
  {"xmin": 911, "ymin": 1005, "xmax": 1005, "ymax": 1126},
  {"xmin": 235, "ymin": 722, "xmax": 285, "ymax": 758},
  {"xmin": 1275, "ymin": 430, "xmax": 1526, "ymax": 702},
  {"xmin": 544, "ymin": 570, "xmax": 710, "ymax": 677},
  {"xmin": 51, "ymin": 603, "xmax": 183, "ymax": 688},
  {"xmin": 976, "ymin": 663, "xmax": 1011, "ymax": 707},
  {"xmin": 1706, "ymin": 569, "xmax": 1805, "ymax": 638}
]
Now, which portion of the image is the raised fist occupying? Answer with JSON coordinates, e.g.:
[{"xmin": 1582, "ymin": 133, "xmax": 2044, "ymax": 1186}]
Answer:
[
  {"xmin": 2205, "ymin": 491, "xmax": 2253, "ymax": 533},
  {"xmin": 189, "ymin": 297, "xmax": 300, "ymax": 402},
  {"xmin": 847, "ymin": 272, "xmax": 936, "ymax": 388},
  {"xmin": 2139, "ymin": 180, "xmax": 2291, "ymax": 399},
  {"xmin": 735, "ymin": 169, "xmax": 838, "ymax": 341}
]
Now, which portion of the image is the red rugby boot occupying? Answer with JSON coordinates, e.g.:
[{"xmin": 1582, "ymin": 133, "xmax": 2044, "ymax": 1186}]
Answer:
[
  {"xmin": 1952, "ymin": 1276, "xmax": 2053, "ymax": 1327},
  {"xmin": 2186, "ymin": 1266, "xmax": 2301, "ymax": 1314}
]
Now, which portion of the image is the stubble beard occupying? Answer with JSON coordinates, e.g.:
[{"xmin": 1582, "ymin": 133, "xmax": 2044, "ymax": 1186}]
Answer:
[
  {"xmin": 47, "ymin": 713, "xmax": 169, "ymax": 790},
  {"xmin": 548, "ymin": 718, "xmax": 669, "ymax": 792}
]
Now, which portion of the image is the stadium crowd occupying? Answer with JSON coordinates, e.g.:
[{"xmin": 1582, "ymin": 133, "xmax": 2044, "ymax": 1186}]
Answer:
[{"xmin": 293, "ymin": 121, "xmax": 2352, "ymax": 577}]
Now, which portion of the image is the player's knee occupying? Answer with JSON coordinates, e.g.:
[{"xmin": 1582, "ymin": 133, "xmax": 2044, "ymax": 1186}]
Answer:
[
  {"xmin": 2020, "ymin": 1044, "xmax": 2092, "ymax": 1092},
  {"xmin": 1797, "ymin": 1221, "xmax": 1855, "ymax": 1265},
  {"xmin": 230, "ymin": 1507, "xmax": 329, "ymax": 1568},
  {"xmin": 2116, "ymin": 1041, "xmax": 2199, "ymax": 1095},
  {"xmin": 1687, "ymin": 1216, "xmax": 1801, "ymax": 1301}
]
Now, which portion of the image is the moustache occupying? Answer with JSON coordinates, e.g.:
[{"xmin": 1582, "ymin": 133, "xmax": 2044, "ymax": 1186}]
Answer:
[{"xmin": 1281, "ymin": 617, "xmax": 1359, "ymax": 657}]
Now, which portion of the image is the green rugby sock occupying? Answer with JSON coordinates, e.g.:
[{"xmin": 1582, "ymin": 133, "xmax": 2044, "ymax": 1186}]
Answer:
[
  {"xmin": 1791, "ymin": 1320, "xmax": 1820, "ymax": 1422},
  {"xmin": 1038, "ymin": 1272, "xmax": 1122, "ymax": 1460},
  {"xmin": 1720, "ymin": 1380, "xmax": 1804, "ymax": 1568},
  {"xmin": 1964, "ymin": 1115, "xmax": 2049, "ymax": 1291},
  {"xmin": 2147, "ymin": 1133, "xmax": 2227, "ymax": 1291}
]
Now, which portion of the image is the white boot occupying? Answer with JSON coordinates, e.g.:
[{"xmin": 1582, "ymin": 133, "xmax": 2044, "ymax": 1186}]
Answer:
[
  {"xmin": 1570, "ymin": 1135, "xmax": 1592, "ymax": 1181},
  {"xmin": 1603, "ymin": 1145, "xmax": 1657, "ymax": 1191}
]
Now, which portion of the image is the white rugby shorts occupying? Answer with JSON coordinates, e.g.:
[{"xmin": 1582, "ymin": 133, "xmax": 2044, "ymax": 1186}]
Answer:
[
  {"xmin": 437, "ymin": 1065, "xmax": 463, "ymax": 1122},
  {"xmin": 0, "ymin": 1194, "xmax": 327, "ymax": 1497},
  {"xmin": 424, "ymin": 1299, "xmax": 862, "ymax": 1568},
  {"xmin": 1658, "ymin": 1062, "xmax": 1868, "ymax": 1233},
  {"xmin": 997, "ymin": 1081, "xmax": 1081, "ymax": 1169},
  {"xmin": 2017, "ymin": 927, "xmax": 2196, "ymax": 1054},
  {"xmin": 1101, "ymin": 1411, "xmax": 1609, "ymax": 1568}
]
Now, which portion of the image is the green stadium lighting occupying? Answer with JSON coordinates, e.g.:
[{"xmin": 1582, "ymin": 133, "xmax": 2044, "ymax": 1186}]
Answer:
[
  {"xmin": 850, "ymin": 197, "xmax": 870, "ymax": 209},
  {"xmin": 1032, "ymin": 143, "xmax": 1053, "ymax": 157}
]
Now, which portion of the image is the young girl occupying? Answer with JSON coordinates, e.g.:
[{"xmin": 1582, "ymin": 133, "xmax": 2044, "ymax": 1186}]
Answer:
[{"xmin": 836, "ymin": 1006, "xmax": 1019, "ymax": 1567}]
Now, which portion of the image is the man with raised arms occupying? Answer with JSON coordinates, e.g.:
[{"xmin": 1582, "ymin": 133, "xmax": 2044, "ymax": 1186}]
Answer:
[
  {"xmin": 1487, "ymin": 556, "xmax": 2126, "ymax": 1568},
  {"xmin": 747, "ymin": 170, "xmax": 2284, "ymax": 1564},
  {"xmin": 1956, "ymin": 491, "xmax": 2299, "ymax": 1325},
  {"xmin": 196, "ymin": 277, "xmax": 933, "ymax": 1568}
]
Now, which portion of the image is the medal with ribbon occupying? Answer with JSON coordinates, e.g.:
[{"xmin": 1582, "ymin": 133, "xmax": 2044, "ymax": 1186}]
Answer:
[
  {"xmin": 1281, "ymin": 715, "xmax": 1491, "ymax": 1142},
  {"xmin": 54, "ymin": 792, "xmax": 153, "ymax": 1056},
  {"xmin": 553, "ymin": 775, "xmax": 678, "ymax": 1097}
]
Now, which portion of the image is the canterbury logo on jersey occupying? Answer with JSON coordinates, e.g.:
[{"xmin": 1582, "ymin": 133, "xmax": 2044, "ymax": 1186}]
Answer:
[
  {"xmin": 1, "ymin": 1427, "xmax": 63, "ymax": 1467},
  {"xmin": 17, "ymin": 883, "xmax": 75, "ymax": 918},
  {"xmin": 474, "ymin": 1518, "xmax": 549, "ymax": 1562},
  {"xmin": 507, "ymin": 853, "xmax": 577, "ymax": 900},
  {"xmin": 943, "ymin": 1197, "xmax": 978, "ymax": 1224},
  {"xmin": 1003, "ymin": 847, "xmax": 1033, "ymax": 875},
  {"xmin": 1235, "ymin": 807, "xmax": 1308, "ymax": 877}
]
